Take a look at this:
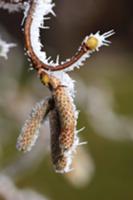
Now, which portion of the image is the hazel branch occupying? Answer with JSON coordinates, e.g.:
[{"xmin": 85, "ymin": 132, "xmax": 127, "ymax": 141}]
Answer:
[{"xmin": 24, "ymin": 0, "xmax": 114, "ymax": 73}]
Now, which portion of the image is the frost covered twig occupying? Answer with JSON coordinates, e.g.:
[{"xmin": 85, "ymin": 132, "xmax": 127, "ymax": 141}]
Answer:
[
  {"xmin": 0, "ymin": 174, "xmax": 49, "ymax": 200},
  {"xmin": 0, "ymin": 0, "xmax": 114, "ymax": 173},
  {"xmin": 24, "ymin": 0, "xmax": 114, "ymax": 72}
]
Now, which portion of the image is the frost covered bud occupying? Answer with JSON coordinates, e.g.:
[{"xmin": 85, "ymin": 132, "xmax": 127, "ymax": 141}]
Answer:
[{"xmin": 85, "ymin": 36, "xmax": 98, "ymax": 50}]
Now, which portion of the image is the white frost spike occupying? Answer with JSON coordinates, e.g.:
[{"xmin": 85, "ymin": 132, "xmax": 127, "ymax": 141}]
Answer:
[
  {"xmin": 16, "ymin": 98, "xmax": 51, "ymax": 152},
  {"xmin": 46, "ymin": 56, "xmax": 52, "ymax": 62},
  {"xmin": 76, "ymin": 127, "xmax": 85, "ymax": 134},
  {"xmin": 44, "ymin": 16, "xmax": 51, "ymax": 20},
  {"xmin": 21, "ymin": 2, "xmax": 30, "ymax": 25},
  {"xmin": 0, "ymin": 37, "xmax": 16, "ymax": 59},
  {"xmin": 40, "ymin": 25, "xmax": 50, "ymax": 29},
  {"xmin": 78, "ymin": 141, "xmax": 88, "ymax": 146},
  {"xmin": 56, "ymin": 55, "xmax": 60, "ymax": 65}
]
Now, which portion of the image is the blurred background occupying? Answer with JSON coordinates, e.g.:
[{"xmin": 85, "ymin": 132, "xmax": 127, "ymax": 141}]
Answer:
[{"xmin": 0, "ymin": 0, "xmax": 133, "ymax": 199}]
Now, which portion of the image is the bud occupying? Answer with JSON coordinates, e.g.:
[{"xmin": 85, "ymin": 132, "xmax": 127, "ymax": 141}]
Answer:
[{"xmin": 85, "ymin": 36, "xmax": 98, "ymax": 50}]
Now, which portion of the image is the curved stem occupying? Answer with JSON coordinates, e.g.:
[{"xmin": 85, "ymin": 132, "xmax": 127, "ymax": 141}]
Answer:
[{"xmin": 24, "ymin": 0, "xmax": 89, "ymax": 72}]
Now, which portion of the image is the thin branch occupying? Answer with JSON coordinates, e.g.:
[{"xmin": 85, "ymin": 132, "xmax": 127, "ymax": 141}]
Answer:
[{"xmin": 24, "ymin": 0, "xmax": 92, "ymax": 72}]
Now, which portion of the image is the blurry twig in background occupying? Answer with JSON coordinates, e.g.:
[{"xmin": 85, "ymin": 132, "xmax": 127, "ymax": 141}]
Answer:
[
  {"xmin": 0, "ymin": 174, "xmax": 49, "ymax": 200},
  {"xmin": 65, "ymin": 146, "xmax": 95, "ymax": 188},
  {"xmin": 2, "ymin": 123, "xmax": 50, "ymax": 179},
  {"xmin": 77, "ymin": 75, "xmax": 133, "ymax": 141},
  {"xmin": 0, "ymin": 36, "xmax": 16, "ymax": 59}
]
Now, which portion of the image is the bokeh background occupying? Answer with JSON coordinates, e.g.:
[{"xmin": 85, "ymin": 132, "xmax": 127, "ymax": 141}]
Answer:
[{"xmin": 0, "ymin": 0, "xmax": 133, "ymax": 199}]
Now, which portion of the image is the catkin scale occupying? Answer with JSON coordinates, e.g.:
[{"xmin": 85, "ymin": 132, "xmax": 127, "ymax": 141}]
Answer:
[{"xmin": 16, "ymin": 97, "xmax": 53, "ymax": 152}]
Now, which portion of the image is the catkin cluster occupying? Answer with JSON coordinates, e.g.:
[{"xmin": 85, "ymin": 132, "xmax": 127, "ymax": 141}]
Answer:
[{"xmin": 17, "ymin": 73, "xmax": 78, "ymax": 173}]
